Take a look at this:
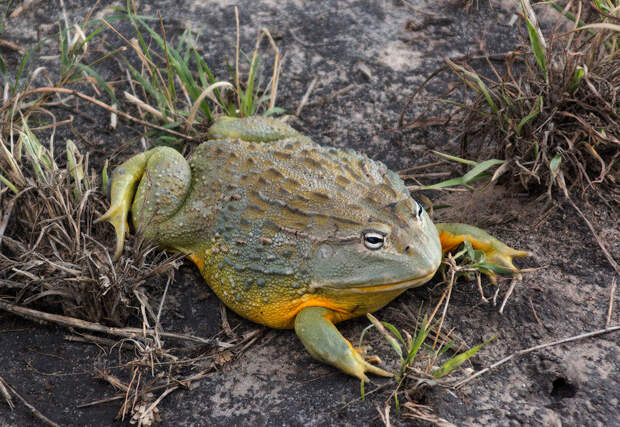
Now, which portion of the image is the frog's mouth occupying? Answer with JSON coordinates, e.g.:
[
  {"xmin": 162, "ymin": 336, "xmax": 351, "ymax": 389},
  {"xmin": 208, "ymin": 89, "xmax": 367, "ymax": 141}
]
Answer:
[{"xmin": 344, "ymin": 271, "xmax": 436, "ymax": 294}]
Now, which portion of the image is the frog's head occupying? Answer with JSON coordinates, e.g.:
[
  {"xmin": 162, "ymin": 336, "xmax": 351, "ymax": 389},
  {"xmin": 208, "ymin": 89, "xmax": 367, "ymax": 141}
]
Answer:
[
  {"xmin": 308, "ymin": 197, "xmax": 441, "ymax": 295},
  {"xmin": 304, "ymin": 153, "xmax": 442, "ymax": 295}
]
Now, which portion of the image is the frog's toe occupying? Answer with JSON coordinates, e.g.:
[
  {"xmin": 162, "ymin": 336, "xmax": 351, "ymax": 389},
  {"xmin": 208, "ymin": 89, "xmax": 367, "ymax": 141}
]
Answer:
[
  {"xmin": 346, "ymin": 345, "xmax": 393, "ymax": 382},
  {"xmin": 96, "ymin": 203, "xmax": 130, "ymax": 260},
  {"xmin": 486, "ymin": 246, "xmax": 530, "ymax": 273}
]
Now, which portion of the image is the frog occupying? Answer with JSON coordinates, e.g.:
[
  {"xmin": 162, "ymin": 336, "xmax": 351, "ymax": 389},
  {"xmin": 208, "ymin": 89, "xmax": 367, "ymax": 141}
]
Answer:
[{"xmin": 98, "ymin": 116, "xmax": 529, "ymax": 382}]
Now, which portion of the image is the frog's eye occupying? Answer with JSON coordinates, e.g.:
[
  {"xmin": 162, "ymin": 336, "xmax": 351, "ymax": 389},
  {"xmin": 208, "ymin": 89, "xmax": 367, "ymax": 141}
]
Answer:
[
  {"xmin": 413, "ymin": 200, "xmax": 424, "ymax": 219},
  {"xmin": 363, "ymin": 231, "xmax": 385, "ymax": 250}
]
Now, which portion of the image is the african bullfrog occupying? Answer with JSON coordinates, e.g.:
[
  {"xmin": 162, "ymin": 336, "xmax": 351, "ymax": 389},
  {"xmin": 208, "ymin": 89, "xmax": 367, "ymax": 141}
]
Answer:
[{"xmin": 98, "ymin": 116, "xmax": 528, "ymax": 381}]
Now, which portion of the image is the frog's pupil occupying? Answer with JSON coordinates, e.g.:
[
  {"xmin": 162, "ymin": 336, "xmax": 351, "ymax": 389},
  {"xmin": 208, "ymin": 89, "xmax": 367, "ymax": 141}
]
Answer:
[{"xmin": 366, "ymin": 236, "xmax": 382, "ymax": 244}]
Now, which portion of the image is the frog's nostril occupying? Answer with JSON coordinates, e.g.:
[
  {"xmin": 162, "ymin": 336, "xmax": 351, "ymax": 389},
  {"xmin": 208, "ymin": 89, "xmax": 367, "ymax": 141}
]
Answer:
[{"xmin": 404, "ymin": 245, "xmax": 411, "ymax": 253}]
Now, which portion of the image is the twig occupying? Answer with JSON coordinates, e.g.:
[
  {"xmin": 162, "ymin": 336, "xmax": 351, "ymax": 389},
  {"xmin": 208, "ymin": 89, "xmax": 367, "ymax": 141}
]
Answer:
[
  {"xmin": 557, "ymin": 173, "xmax": 620, "ymax": 276},
  {"xmin": 0, "ymin": 87, "xmax": 197, "ymax": 141},
  {"xmin": 220, "ymin": 302, "xmax": 233, "ymax": 337},
  {"xmin": 295, "ymin": 77, "xmax": 318, "ymax": 117},
  {"xmin": 64, "ymin": 333, "xmax": 120, "ymax": 347},
  {"xmin": 78, "ymin": 369, "xmax": 213, "ymax": 409},
  {"xmin": 499, "ymin": 278, "xmax": 519, "ymax": 314},
  {"xmin": 0, "ymin": 300, "xmax": 212, "ymax": 345},
  {"xmin": 9, "ymin": 0, "xmax": 37, "ymax": 18},
  {"xmin": 0, "ymin": 376, "xmax": 14, "ymax": 409},
  {"xmin": 432, "ymin": 269, "xmax": 454, "ymax": 350},
  {"xmin": 397, "ymin": 161, "xmax": 444, "ymax": 174},
  {"xmin": 528, "ymin": 296, "xmax": 544, "ymax": 329},
  {"xmin": 607, "ymin": 277, "xmax": 616, "ymax": 328},
  {"xmin": 377, "ymin": 404, "xmax": 391, "ymax": 427},
  {"xmin": 0, "ymin": 376, "xmax": 60, "ymax": 427},
  {"xmin": 454, "ymin": 325, "xmax": 620, "ymax": 388},
  {"xmin": 139, "ymin": 386, "xmax": 178, "ymax": 424},
  {"xmin": 307, "ymin": 84, "xmax": 355, "ymax": 108},
  {"xmin": 0, "ymin": 39, "xmax": 24, "ymax": 53}
]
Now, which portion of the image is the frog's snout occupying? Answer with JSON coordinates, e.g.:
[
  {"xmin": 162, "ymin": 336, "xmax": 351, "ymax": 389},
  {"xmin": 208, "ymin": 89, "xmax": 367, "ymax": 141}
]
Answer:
[{"xmin": 404, "ymin": 228, "xmax": 443, "ymax": 279}]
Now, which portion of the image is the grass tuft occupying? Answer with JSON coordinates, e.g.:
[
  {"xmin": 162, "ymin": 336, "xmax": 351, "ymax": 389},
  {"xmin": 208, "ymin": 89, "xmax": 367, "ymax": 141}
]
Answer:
[{"xmin": 401, "ymin": 1, "xmax": 619, "ymax": 204}]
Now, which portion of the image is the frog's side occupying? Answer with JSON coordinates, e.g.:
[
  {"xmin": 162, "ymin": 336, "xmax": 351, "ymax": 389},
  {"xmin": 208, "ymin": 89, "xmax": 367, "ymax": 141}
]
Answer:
[{"xmin": 99, "ymin": 116, "xmax": 528, "ymax": 381}]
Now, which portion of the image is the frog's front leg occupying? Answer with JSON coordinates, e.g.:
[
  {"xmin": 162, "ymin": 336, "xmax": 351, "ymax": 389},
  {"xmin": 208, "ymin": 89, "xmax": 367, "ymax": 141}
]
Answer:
[
  {"xmin": 97, "ymin": 147, "xmax": 190, "ymax": 259},
  {"xmin": 295, "ymin": 306, "xmax": 393, "ymax": 382},
  {"xmin": 435, "ymin": 223, "xmax": 530, "ymax": 277}
]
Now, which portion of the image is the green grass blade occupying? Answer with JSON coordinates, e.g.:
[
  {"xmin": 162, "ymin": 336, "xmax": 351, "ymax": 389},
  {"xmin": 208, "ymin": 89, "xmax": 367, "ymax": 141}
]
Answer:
[
  {"xmin": 126, "ymin": 0, "xmax": 152, "ymax": 64},
  {"xmin": 358, "ymin": 324, "xmax": 375, "ymax": 348},
  {"xmin": 15, "ymin": 39, "xmax": 44, "ymax": 94},
  {"xmin": 520, "ymin": 0, "xmax": 547, "ymax": 78},
  {"xmin": 75, "ymin": 63, "xmax": 118, "ymax": 104},
  {"xmin": 446, "ymin": 59, "xmax": 498, "ymax": 113},
  {"xmin": 421, "ymin": 177, "xmax": 464, "ymax": 190},
  {"xmin": 550, "ymin": 153, "xmax": 562, "ymax": 178},
  {"xmin": 382, "ymin": 322, "xmax": 405, "ymax": 345},
  {"xmin": 404, "ymin": 316, "xmax": 431, "ymax": 367},
  {"xmin": 516, "ymin": 96, "xmax": 542, "ymax": 135},
  {"xmin": 432, "ymin": 150, "xmax": 477, "ymax": 166},
  {"xmin": 264, "ymin": 107, "xmax": 286, "ymax": 116},
  {"xmin": 0, "ymin": 173, "xmax": 19, "ymax": 194},
  {"xmin": 102, "ymin": 160, "xmax": 109, "ymax": 193},
  {"xmin": 432, "ymin": 336, "xmax": 496, "ymax": 379},
  {"xmin": 570, "ymin": 66, "xmax": 586, "ymax": 93},
  {"xmin": 21, "ymin": 130, "xmax": 47, "ymax": 183},
  {"xmin": 461, "ymin": 159, "xmax": 504, "ymax": 184},
  {"xmin": 473, "ymin": 263, "xmax": 515, "ymax": 275},
  {"xmin": 525, "ymin": 20, "xmax": 547, "ymax": 77},
  {"xmin": 367, "ymin": 314, "xmax": 403, "ymax": 364}
]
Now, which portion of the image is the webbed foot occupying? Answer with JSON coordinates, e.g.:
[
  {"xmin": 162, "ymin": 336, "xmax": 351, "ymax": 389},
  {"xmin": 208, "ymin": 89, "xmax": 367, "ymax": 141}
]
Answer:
[
  {"xmin": 435, "ymin": 223, "xmax": 530, "ymax": 281},
  {"xmin": 96, "ymin": 151, "xmax": 152, "ymax": 259},
  {"xmin": 295, "ymin": 306, "xmax": 393, "ymax": 382}
]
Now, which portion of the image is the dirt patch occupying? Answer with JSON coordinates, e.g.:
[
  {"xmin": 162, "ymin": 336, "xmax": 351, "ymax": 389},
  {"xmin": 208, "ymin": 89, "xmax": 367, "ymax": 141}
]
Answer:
[{"xmin": 1, "ymin": 0, "xmax": 618, "ymax": 425}]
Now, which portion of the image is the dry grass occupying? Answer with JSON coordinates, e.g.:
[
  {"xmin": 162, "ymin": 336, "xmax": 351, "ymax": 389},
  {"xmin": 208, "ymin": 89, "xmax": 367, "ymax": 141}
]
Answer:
[
  {"xmin": 401, "ymin": 1, "xmax": 618, "ymax": 203},
  {"xmin": 0, "ymin": 3, "xmax": 279, "ymax": 423}
]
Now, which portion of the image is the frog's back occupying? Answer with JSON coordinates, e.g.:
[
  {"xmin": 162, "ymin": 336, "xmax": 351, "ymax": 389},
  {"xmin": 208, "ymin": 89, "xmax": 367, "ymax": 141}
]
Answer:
[{"xmin": 155, "ymin": 136, "xmax": 411, "ymax": 253}]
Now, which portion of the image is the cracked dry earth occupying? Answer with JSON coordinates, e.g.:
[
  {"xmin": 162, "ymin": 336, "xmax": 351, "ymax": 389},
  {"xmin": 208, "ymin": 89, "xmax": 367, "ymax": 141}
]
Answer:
[{"xmin": 0, "ymin": 0, "xmax": 618, "ymax": 426}]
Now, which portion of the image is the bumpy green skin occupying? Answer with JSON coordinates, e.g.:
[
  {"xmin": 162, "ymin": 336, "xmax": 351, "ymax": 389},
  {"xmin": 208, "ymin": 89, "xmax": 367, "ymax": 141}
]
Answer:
[{"xmin": 100, "ymin": 116, "xmax": 527, "ymax": 382}]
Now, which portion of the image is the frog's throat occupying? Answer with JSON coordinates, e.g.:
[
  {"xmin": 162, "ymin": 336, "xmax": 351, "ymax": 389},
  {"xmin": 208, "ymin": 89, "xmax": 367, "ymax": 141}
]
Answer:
[{"xmin": 314, "ymin": 271, "xmax": 436, "ymax": 294}]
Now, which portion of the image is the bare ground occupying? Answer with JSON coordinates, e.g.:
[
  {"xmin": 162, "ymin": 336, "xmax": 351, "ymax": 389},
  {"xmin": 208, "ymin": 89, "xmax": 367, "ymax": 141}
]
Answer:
[{"xmin": 1, "ymin": 0, "xmax": 618, "ymax": 425}]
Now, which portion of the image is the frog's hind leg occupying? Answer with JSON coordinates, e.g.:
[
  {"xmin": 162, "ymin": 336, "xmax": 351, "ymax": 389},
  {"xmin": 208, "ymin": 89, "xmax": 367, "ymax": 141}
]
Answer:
[
  {"xmin": 435, "ymin": 223, "xmax": 530, "ymax": 280},
  {"xmin": 97, "ymin": 147, "xmax": 190, "ymax": 259},
  {"xmin": 208, "ymin": 116, "xmax": 302, "ymax": 143}
]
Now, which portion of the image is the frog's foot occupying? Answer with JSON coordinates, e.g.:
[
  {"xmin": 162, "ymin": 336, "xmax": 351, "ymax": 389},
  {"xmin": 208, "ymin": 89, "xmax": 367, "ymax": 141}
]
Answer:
[
  {"xmin": 96, "ymin": 151, "xmax": 152, "ymax": 259},
  {"xmin": 295, "ymin": 306, "xmax": 393, "ymax": 382},
  {"xmin": 435, "ymin": 223, "xmax": 530, "ymax": 281}
]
